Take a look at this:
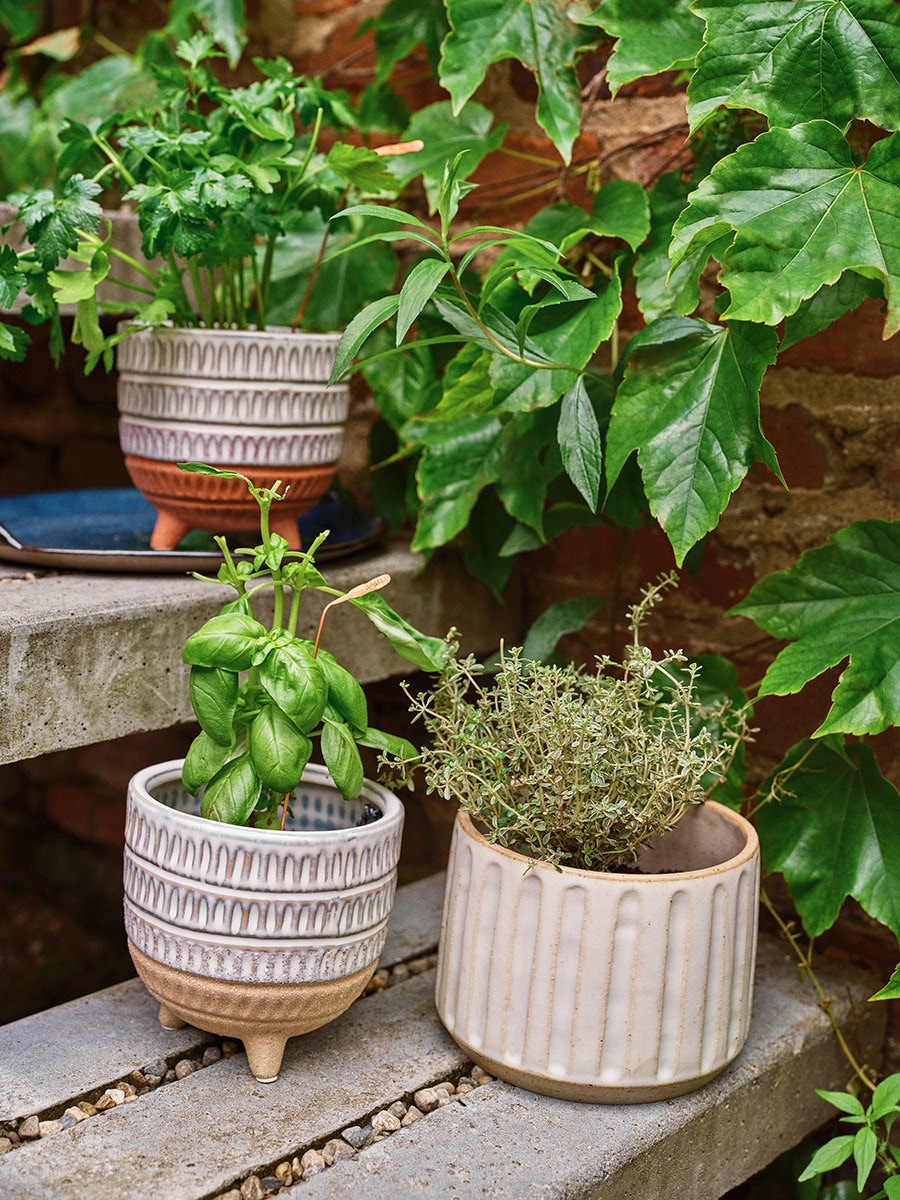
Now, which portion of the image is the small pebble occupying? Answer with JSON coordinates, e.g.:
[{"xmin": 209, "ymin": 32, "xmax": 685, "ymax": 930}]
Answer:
[
  {"xmin": 0, "ymin": 1139, "xmax": 11, "ymax": 1155},
  {"xmin": 5, "ymin": 1131, "xmax": 20, "ymax": 1146},
  {"xmin": 407, "ymin": 956, "xmax": 434, "ymax": 975},
  {"xmin": 18, "ymin": 1117, "xmax": 39, "ymax": 1140},
  {"xmin": 38, "ymin": 1121, "xmax": 62, "ymax": 1138},
  {"xmin": 433, "ymin": 1081, "xmax": 455, "ymax": 1096},
  {"xmin": 240, "ymin": 1177, "xmax": 265, "ymax": 1200},
  {"xmin": 388, "ymin": 1100, "xmax": 408, "ymax": 1119},
  {"xmin": 456, "ymin": 1082, "xmax": 475, "ymax": 1096},
  {"xmin": 471, "ymin": 1065, "xmax": 494, "ymax": 1084},
  {"xmin": 300, "ymin": 1148, "xmax": 326, "ymax": 1179},
  {"xmin": 390, "ymin": 963, "xmax": 410, "ymax": 982},
  {"xmin": 372, "ymin": 1110, "xmax": 401, "ymax": 1134},
  {"xmin": 290, "ymin": 1157, "xmax": 303, "ymax": 1182},
  {"xmin": 128, "ymin": 1070, "xmax": 148, "ymax": 1089},
  {"xmin": 57, "ymin": 1114, "xmax": 78, "ymax": 1131},
  {"xmin": 322, "ymin": 1138, "xmax": 356, "ymax": 1165},
  {"xmin": 274, "ymin": 1162, "xmax": 292, "ymax": 1183},
  {"xmin": 341, "ymin": 1125, "xmax": 368, "ymax": 1150},
  {"xmin": 365, "ymin": 969, "xmax": 390, "ymax": 993},
  {"xmin": 174, "ymin": 1059, "xmax": 197, "ymax": 1079},
  {"xmin": 259, "ymin": 1177, "xmax": 282, "ymax": 1195},
  {"xmin": 456, "ymin": 1076, "xmax": 476, "ymax": 1090},
  {"xmin": 142, "ymin": 1060, "xmax": 167, "ymax": 1079},
  {"xmin": 164, "ymin": 1069, "xmax": 176, "ymax": 1083},
  {"xmin": 213, "ymin": 1191, "xmax": 241, "ymax": 1200},
  {"xmin": 77, "ymin": 1102, "xmax": 97, "ymax": 1117},
  {"xmin": 116, "ymin": 1081, "xmax": 136, "ymax": 1097},
  {"xmin": 202, "ymin": 1045, "xmax": 223, "ymax": 1066},
  {"xmin": 364, "ymin": 1130, "xmax": 390, "ymax": 1147},
  {"xmin": 401, "ymin": 1106, "xmax": 424, "ymax": 1127},
  {"xmin": 63, "ymin": 1107, "xmax": 88, "ymax": 1124},
  {"xmin": 412, "ymin": 1087, "xmax": 443, "ymax": 1113}
]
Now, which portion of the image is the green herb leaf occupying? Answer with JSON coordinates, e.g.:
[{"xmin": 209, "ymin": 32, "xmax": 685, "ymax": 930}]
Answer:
[
  {"xmin": 321, "ymin": 717, "xmax": 364, "ymax": 801},
  {"xmin": 356, "ymin": 726, "xmax": 417, "ymax": 761},
  {"xmin": 439, "ymin": 0, "xmax": 584, "ymax": 163},
  {"xmin": 671, "ymin": 123, "xmax": 900, "ymax": 336},
  {"xmin": 731, "ymin": 521, "xmax": 900, "ymax": 735},
  {"xmin": 853, "ymin": 1127, "xmax": 878, "ymax": 1194},
  {"xmin": 258, "ymin": 642, "xmax": 328, "ymax": 732},
  {"xmin": 189, "ymin": 665, "xmax": 239, "ymax": 746},
  {"xmin": 870, "ymin": 1075, "xmax": 900, "ymax": 1120},
  {"xmin": 397, "ymin": 258, "xmax": 451, "ymax": 343},
  {"xmin": 798, "ymin": 1135, "xmax": 856, "ymax": 1181},
  {"xmin": 557, "ymin": 377, "xmax": 602, "ymax": 509},
  {"xmin": 182, "ymin": 730, "xmax": 234, "ymax": 794},
  {"xmin": 688, "ymin": 0, "xmax": 900, "ymax": 132},
  {"xmin": 182, "ymin": 612, "xmax": 267, "ymax": 671},
  {"xmin": 871, "ymin": 965, "xmax": 900, "ymax": 1001},
  {"xmin": 606, "ymin": 317, "xmax": 780, "ymax": 565},
  {"xmin": 317, "ymin": 649, "xmax": 369, "ymax": 733},
  {"xmin": 201, "ymin": 754, "xmax": 261, "ymax": 825},
  {"xmin": 249, "ymin": 703, "xmax": 313, "ymax": 793},
  {"xmin": 329, "ymin": 294, "xmax": 401, "ymax": 382},
  {"xmin": 350, "ymin": 593, "xmax": 450, "ymax": 673},
  {"xmin": 756, "ymin": 739, "xmax": 900, "ymax": 939},
  {"xmin": 816, "ymin": 1089, "xmax": 867, "ymax": 1117}
]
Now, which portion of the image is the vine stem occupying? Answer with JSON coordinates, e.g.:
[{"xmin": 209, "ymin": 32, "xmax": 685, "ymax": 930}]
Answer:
[{"xmin": 760, "ymin": 886, "xmax": 878, "ymax": 1092}]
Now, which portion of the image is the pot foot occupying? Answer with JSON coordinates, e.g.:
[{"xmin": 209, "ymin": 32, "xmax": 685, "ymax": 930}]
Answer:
[
  {"xmin": 158, "ymin": 1003, "xmax": 187, "ymax": 1030},
  {"xmin": 150, "ymin": 511, "xmax": 193, "ymax": 551},
  {"xmin": 243, "ymin": 1034, "xmax": 288, "ymax": 1083}
]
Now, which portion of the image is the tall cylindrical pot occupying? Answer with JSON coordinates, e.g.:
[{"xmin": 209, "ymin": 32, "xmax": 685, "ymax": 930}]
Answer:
[{"xmin": 435, "ymin": 801, "xmax": 759, "ymax": 1102}]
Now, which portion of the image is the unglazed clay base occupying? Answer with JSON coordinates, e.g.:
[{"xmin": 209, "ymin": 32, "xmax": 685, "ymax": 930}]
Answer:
[{"xmin": 129, "ymin": 942, "xmax": 374, "ymax": 1082}]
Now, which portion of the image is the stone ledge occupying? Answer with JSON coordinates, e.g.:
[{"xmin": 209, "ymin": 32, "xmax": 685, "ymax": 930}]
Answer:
[
  {"xmin": 0, "ymin": 542, "xmax": 521, "ymax": 765},
  {"xmin": 0, "ymin": 874, "xmax": 885, "ymax": 1200}
]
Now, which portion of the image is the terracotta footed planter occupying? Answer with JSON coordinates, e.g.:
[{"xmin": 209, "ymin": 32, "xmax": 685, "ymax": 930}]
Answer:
[
  {"xmin": 124, "ymin": 759, "xmax": 403, "ymax": 1082},
  {"xmin": 115, "ymin": 325, "xmax": 349, "ymax": 551},
  {"xmin": 436, "ymin": 802, "xmax": 759, "ymax": 1103}
]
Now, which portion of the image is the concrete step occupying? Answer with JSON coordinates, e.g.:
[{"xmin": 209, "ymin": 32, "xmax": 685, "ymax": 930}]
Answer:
[{"xmin": 0, "ymin": 873, "xmax": 885, "ymax": 1200}]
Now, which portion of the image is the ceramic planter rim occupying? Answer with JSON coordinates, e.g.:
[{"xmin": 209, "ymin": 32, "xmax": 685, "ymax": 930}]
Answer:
[
  {"xmin": 454, "ymin": 799, "xmax": 758, "ymax": 882},
  {"xmin": 117, "ymin": 321, "xmax": 342, "ymax": 344},
  {"xmin": 130, "ymin": 758, "xmax": 403, "ymax": 843}
]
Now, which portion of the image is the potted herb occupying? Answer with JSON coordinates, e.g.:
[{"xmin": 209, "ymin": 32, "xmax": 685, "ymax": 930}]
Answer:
[
  {"xmin": 123, "ymin": 463, "xmax": 446, "ymax": 1082},
  {"xmin": 0, "ymin": 31, "xmax": 420, "ymax": 549},
  {"xmin": 387, "ymin": 577, "xmax": 758, "ymax": 1102}
]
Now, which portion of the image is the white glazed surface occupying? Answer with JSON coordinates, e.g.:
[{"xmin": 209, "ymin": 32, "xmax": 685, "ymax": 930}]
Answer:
[
  {"xmin": 117, "ymin": 416, "xmax": 345, "ymax": 467},
  {"xmin": 116, "ymin": 377, "xmax": 350, "ymax": 426},
  {"xmin": 124, "ymin": 761, "xmax": 403, "ymax": 984},
  {"xmin": 435, "ymin": 803, "xmax": 760, "ymax": 1098},
  {"xmin": 116, "ymin": 325, "xmax": 342, "ymax": 383}
]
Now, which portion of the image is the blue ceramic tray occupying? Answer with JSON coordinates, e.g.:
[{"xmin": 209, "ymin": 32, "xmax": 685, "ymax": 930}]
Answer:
[{"xmin": 0, "ymin": 488, "xmax": 384, "ymax": 573}]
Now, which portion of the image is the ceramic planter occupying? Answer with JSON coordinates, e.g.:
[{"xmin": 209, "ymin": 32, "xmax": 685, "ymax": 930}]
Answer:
[
  {"xmin": 124, "ymin": 759, "xmax": 403, "ymax": 1082},
  {"xmin": 115, "ymin": 325, "xmax": 349, "ymax": 550},
  {"xmin": 436, "ymin": 801, "xmax": 759, "ymax": 1103}
]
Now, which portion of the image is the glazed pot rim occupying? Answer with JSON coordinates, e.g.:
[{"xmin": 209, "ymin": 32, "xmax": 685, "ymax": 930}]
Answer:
[
  {"xmin": 128, "ymin": 758, "xmax": 403, "ymax": 841},
  {"xmin": 117, "ymin": 321, "xmax": 342, "ymax": 343},
  {"xmin": 455, "ymin": 799, "xmax": 758, "ymax": 881}
]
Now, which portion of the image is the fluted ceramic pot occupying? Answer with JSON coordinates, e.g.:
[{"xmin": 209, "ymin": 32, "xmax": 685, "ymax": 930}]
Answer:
[
  {"xmin": 436, "ymin": 802, "xmax": 759, "ymax": 1103},
  {"xmin": 115, "ymin": 325, "xmax": 349, "ymax": 550},
  {"xmin": 124, "ymin": 759, "xmax": 403, "ymax": 1082}
]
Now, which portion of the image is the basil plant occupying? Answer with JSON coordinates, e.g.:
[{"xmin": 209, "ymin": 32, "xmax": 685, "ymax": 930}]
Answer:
[{"xmin": 179, "ymin": 464, "xmax": 446, "ymax": 828}]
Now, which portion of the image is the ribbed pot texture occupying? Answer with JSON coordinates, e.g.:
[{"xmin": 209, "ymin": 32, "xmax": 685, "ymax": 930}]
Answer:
[
  {"xmin": 435, "ymin": 802, "xmax": 760, "ymax": 1103},
  {"xmin": 124, "ymin": 759, "xmax": 404, "ymax": 1081},
  {"xmin": 115, "ymin": 325, "xmax": 349, "ymax": 550}
]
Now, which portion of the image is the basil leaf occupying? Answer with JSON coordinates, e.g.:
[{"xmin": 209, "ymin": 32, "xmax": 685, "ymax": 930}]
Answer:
[
  {"xmin": 249, "ymin": 703, "xmax": 314, "ymax": 793},
  {"xmin": 182, "ymin": 730, "xmax": 234, "ymax": 794},
  {"xmin": 318, "ymin": 649, "xmax": 368, "ymax": 733},
  {"xmin": 321, "ymin": 717, "xmax": 364, "ymax": 801},
  {"xmin": 189, "ymin": 664, "xmax": 238, "ymax": 745},
  {"xmin": 183, "ymin": 612, "xmax": 267, "ymax": 670},
  {"xmin": 200, "ymin": 754, "xmax": 261, "ymax": 825},
  {"xmin": 258, "ymin": 641, "xmax": 328, "ymax": 732}
]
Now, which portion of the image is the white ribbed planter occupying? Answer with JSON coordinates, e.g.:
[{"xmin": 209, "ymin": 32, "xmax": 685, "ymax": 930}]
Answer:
[
  {"xmin": 115, "ymin": 325, "xmax": 350, "ymax": 550},
  {"xmin": 436, "ymin": 802, "xmax": 759, "ymax": 1103},
  {"xmin": 124, "ymin": 759, "xmax": 403, "ymax": 1082}
]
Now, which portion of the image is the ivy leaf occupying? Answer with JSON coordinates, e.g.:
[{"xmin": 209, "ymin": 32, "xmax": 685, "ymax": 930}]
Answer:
[
  {"xmin": 440, "ymin": 0, "xmax": 584, "ymax": 163},
  {"xmin": 670, "ymin": 123, "xmax": 900, "ymax": 336},
  {"xmin": 579, "ymin": 0, "xmax": 705, "ymax": 95},
  {"xmin": 411, "ymin": 412, "xmax": 506, "ymax": 551},
  {"xmin": 368, "ymin": 0, "xmax": 450, "ymax": 82},
  {"xmin": 730, "ymin": 521, "xmax": 900, "ymax": 735},
  {"xmin": 688, "ymin": 0, "xmax": 900, "ymax": 132},
  {"xmin": 495, "ymin": 407, "xmax": 561, "ymax": 535},
  {"xmin": 606, "ymin": 316, "xmax": 780, "ymax": 565},
  {"xmin": 756, "ymin": 739, "xmax": 900, "ymax": 939},
  {"xmin": 781, "ymin": 272, "xmax": 884, "ymax": 351},
  {"xmin": 558, "ymin": 377, "xmax": 602, "ymax": 509},
  {"xmin": 390, "ymin": 101, "xmax": 506, "ymax": 213}
]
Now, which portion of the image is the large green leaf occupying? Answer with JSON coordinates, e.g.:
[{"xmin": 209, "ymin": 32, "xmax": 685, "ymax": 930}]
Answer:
[
  {"xmin": 730, "ymin": 520, "xmax": 900, "ymax": 735},
  {"xmin": 411, "ymin": 412, "xmax": 506, "ymax": 551},
  {"xmin": 369, "ymin": 0, "xmax": 450, "ymax": 81},
  {"xmin": 390, "ymin": 101, "xmax": 506, "ymax": 213},
  {"xmin": 580, "ymin": 0, "xmax": 705, "ymax": 95},
  {"xmin": 781, "ymin": 272, "xmax": 884, "ymax": 351},
  {"xmin": 349, "ymin": 593, "xmax": 449, "ymax": 673},
  {"xmin": 249, "ymin": 704, "xmax": 313, "ymax": 794},
  {"xmin": 756, "ymin": 739, "xmax": 900, "ymax": 939},
  {"xmin": 606, "ymin": 316, "xmax": 780, "ymax": 564},
  {"xmin": 440, "ymin": 0, "xmax": 584, "ymax": 163},
  {"xmin": 558, "ymin": 377, "xmax": 602, "ymax": 509},
  {"xmin": 688, "ymin": 0, "xmax": 900, "ymax": 132},
  {"xmin": 671, "ymin": 123, "xmax": 900, "ymax": 336},
  {"xmin": 258, "ymin": 642, "xmax": 328, "ymax": 733}
]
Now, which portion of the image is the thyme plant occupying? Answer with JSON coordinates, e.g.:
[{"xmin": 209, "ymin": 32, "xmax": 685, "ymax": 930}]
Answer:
[{"xmin": 391, "ymin": 578, "xmax": 750, "ymax": 871}]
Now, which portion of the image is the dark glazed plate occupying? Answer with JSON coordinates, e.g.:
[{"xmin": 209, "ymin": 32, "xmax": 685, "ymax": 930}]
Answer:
[{"xmin": 0, "ymin": 488, "xmax": 385, "ymax": 573}]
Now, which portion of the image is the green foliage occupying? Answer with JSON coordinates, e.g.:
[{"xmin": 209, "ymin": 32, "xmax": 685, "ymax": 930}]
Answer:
[
  {"xmin": 387, "ymin": 578, "xmax": 751, "ymax": 870},
  {"xmin": 177, "ymin": 463, "xmax": 444, "ymax": 826},
  {"xmin": 800, "ymin": 1077, "xmax": 900, "ymax": 1197}
]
